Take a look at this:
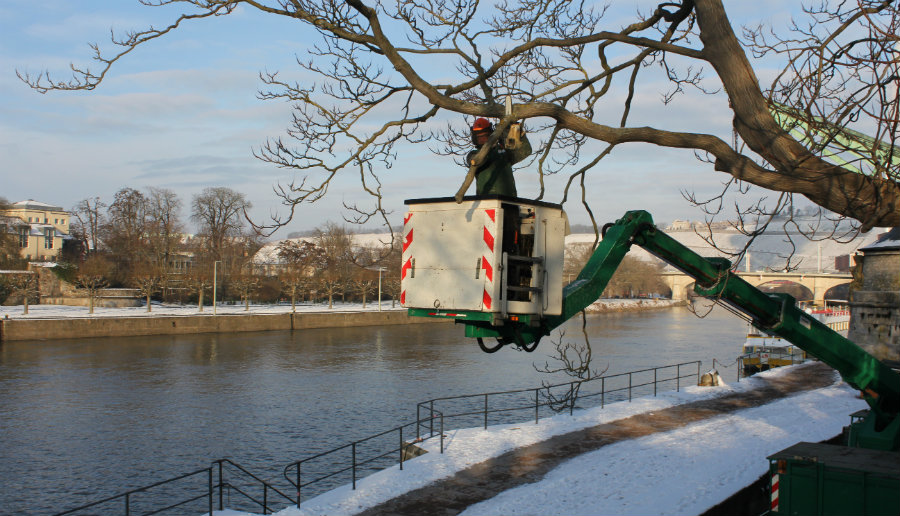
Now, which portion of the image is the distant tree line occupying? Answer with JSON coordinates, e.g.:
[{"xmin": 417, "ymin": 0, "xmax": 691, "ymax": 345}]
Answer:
[
  {"xmin": 564, "ymin": 244, "xmax": 670, "ymax": 299},
  {"xmin": 1, "ymin": 191, "xmax": 403, "ymax": 312}
]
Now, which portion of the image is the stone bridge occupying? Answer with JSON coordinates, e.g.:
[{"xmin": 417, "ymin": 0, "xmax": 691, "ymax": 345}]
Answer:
[{"xmin": 660, "ymin": 271, "xmax": 852, "ymax": 304}]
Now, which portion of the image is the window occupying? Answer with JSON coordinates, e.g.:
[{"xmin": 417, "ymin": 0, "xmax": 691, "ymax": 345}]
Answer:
[
  {"xmin": 44, "ymin": 228, "xmax": 54, "ymax": 249},
  {"xmin": 44, "ymin": 218, "xmax": 48, "ymax": 224},
  {"xmin": 18, "ymin": 227, "xmax": 28, "ymax": 248},
  {"xmin": 28, "ymin": 217, "xmax": 32, "ymax": 222}
]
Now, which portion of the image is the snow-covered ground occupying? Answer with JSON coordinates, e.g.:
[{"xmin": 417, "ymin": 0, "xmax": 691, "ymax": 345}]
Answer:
[
  {"xmin": 0, "ymin": 301, "xmax": 404, "ymax": 320},
  {"xmin": 205, "ymin": 363, "xmax": 865, "ymax": 516}
]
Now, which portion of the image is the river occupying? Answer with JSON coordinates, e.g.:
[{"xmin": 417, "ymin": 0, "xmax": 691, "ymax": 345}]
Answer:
[{"xmin": 0, "ymin": 304, "xmax": 746, "ymax": 515}]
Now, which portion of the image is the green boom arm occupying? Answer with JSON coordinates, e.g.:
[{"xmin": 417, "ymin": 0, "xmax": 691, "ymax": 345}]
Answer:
[{"xmin": 467, "ymin": 210, "xmax": 900, "ymax": 449}]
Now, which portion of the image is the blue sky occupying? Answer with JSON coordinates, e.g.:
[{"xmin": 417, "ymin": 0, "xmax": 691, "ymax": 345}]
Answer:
[{"xmin": 1, "ymin": 1, "xmax": 796, "ymax": 236}]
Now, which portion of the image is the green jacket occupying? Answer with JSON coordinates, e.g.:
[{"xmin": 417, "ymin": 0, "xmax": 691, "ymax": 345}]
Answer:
[{"xmin": 467, "ymin": 135, "xmax": 532, "ymax": 197}]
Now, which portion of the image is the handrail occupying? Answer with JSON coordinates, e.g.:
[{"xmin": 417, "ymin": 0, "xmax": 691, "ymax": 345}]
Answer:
[
  {"xmin": 52, "ymin": 459, "xmax": 294, "ymax": 516},
  {"xmin": 52, "ymin": 467, "xmax": 213, "ymax": 516},
  {"xmin": 416, "ymin": 361, "xmax": 701, "ymax": 434},
  {"xmin": 282, "ymin": 413, "xmax": 444, "ymax": 507},
  {"xmin": 284, "ymin": 361, "xmax": 699, "ymax": 507}
]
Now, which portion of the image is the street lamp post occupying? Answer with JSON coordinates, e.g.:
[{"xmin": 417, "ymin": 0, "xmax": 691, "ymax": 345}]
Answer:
[
  {"xmin": 377, "ymin": 267, "xmax": 385, "ymax": 311},
  {"xmin": 213, "ymin": 260, "xmax": 222, "ymax": 315},
  {"xmin": 367, "ymin": 266, "xmax": 387, "ymax": 311}
]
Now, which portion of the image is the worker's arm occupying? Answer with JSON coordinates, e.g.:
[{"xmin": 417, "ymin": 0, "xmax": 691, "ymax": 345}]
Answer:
[{"xmin": 510, "ymin": 131, "xmax": 531, "ymax": 164}]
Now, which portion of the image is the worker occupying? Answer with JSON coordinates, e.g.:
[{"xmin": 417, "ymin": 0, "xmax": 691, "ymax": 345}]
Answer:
[{"xmin": 467, "ymin": 117, "xmax": 532, "ymax": 197}]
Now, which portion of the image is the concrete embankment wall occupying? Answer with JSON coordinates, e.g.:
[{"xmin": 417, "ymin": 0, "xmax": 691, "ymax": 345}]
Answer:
[{"xmin": 0, "ymin": 310, "xmax": 449, "ymax": 342}]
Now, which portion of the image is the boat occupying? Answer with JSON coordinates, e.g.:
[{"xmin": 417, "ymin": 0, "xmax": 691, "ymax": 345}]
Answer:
[{"xmin": 739, "ymin": 305, "xmax": 850, "ymax": 374}]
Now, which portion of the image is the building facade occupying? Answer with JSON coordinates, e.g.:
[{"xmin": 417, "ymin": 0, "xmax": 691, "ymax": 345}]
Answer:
[{"xmin": 0, "ymin": 200, "xmax": 71, "ymax": 261}]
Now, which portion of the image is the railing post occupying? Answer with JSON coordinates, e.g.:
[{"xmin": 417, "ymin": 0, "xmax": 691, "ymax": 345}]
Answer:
[
  {"xmin": 416, "ymin": 404, "xmax": 421, "ymax": 440},
  {"xmin": 352, "ymin": 442, "xmax": 357, "ymax": 490},
  {"xmin": 601, "ymin": 377, "xmax": 605, "ymax": 408},
  {"xmin": 654, "ymin": 368, "xmax": 658, "ymax": 396},
  {"xmin": 296, "ymin": 463, "xmax": 301, "ymax": 507},
  {"xmin": 430, "ymin": 400, "xmax": 434, "ymax": 437},
  {"xmin": 263, "ymin": 484, "xmax": 268, "ymax": 515},
  {"xmin": 208, "ymin": 467, "xmax": 213, "ymax": 516},
  {"xmin": 677, "ymin": 363, "xmax": 681, "ymax": 392},
  {"xmin": 399, "ymin": 426, "xmax": 404, "ymax": 471},
  {"xmin": 125, "ymin": 493, "xmax": 130, "ymax": 516},
  {"xmin": 697, "ymin": 361, "xmax": 701, "ymax": 385},
  {"xmin": 440, "ymin": 414, "xmax": 444, "ymax": 454},
  {"xmin": 534, "ymin": 388, "xmax": 539, "ymax": 424},
  {"xmin": 218, "ymin": 459, "xmax": 224, "ymax": 511},
  {"xmin": 628, "ymin": 372, "xmax": 632, "ymax": 402},
  {"xmin": 484, "ymin": 393, "xmax": 489, "ymax": 429}
]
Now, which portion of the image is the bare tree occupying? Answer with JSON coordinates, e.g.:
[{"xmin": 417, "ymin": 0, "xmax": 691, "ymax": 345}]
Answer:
[
  {"xmin": 231, "ymin": 271, "xmax": 260, "ymax": 311},
  {"xmin": 0, "ymin": 198, "xmax": 27, "ymax": 270},
  {"xmin": 19, "ymin": 0, "xmax": 900, "ymax": 239},
  {"xmin": 277, "ymin": 240, "xmax": 323, "ymax": 311},
  {"xmin": 191, "ymin": 187, "xmax": 251, "ymax": 263},
  {"xmin": 103, "ymin": 188, "xmax": 150, "ymax": 280},
  {"xmin": 72, "ymin": 197, "xmax": 106, "ymax": 255},
  {"xmin": 5, "ymin": 271, "xmax": 39, "ymax": 315},
  {"xmin": 184, "ymin": 265, "xmax": 213, "ymax": 312},
  {"xmin": 535, "ymin": 313, "xmax": 609, "ymax": 413},
  {"xmin": 314, "ymin": 222, "xmax": 356, "ymax": 309},
  {"xmin": 129, "ymin": 261, "xmax": 163, "ymax": 313},
  {"xmin": 604, "ymin": 256, "xmax": 668, "ymax": 298},
  {"xmin": 75, "ymin": 255, "xmax": 110, "ymax": 314},
  {"xmin": 146, "ymin": 187, "xmax": 184, "ymax": 272}
]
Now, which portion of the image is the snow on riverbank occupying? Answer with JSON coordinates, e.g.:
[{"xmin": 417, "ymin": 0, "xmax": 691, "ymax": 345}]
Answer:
[
  {"xmin": 585, "ymin": 298, "xmax": 684, "ymax": 312},
  {"xmin": 0, "ymin": 301, "xmax": 404, "ymax": 320},
  {"xmin": 0, "ymin": 298, "xmax": 681, "ymax": 320},
  {"xmin": 207, "ymin": 363, "xmax": 865, "ymax": 516}
]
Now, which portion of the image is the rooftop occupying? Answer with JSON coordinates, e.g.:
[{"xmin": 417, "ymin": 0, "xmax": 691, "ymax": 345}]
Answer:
[{"xmin": 9, "ymin": 199, "xmax": 65, "ymax": 212}]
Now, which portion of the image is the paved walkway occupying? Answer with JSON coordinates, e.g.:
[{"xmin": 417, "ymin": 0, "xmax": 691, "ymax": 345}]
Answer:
[{"xmin": 354, "ymin": 362, "xmax": 838, "ymax": 516}]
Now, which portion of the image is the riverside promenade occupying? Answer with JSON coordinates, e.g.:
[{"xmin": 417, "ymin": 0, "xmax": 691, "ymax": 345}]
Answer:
[
  {"xmin": 0, "ymin": 298, "xmax": 683, "ymax": 342},
  {"xmin": 0, "ymin": 303, "xmax": 445, "ymax": 342}
]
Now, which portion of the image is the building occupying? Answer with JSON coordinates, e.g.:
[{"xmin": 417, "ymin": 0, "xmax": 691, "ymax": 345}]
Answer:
[
  {"xmin": 0, "ymin": 199, "xmax": 71, "ymax": 261},
  {"xmin": 848, "ymin": 227, "xmax": 900, "ymax": 367}
]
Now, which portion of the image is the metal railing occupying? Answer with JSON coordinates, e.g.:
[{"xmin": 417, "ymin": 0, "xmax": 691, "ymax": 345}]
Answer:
[
  {"xmin": 52, "ymin": 459, "xmax": 294, "ymax": 516},
  {"xmin": 415, "ymin": 361, "xmax": 701, "ymax": 439},
  {"xmin": 285, "ymin": 361, "xmax": 700, "ymax": 506},
  {"xmin": 282, "ymin": 413, "xmax": 444, "ymax": 507}
]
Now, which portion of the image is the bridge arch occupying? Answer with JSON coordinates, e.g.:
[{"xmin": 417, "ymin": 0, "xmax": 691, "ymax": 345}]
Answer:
[
  {"xmin": 755, "ymin": 280, "xmax": 813, "ymax": 302},
  {"xmin": 660, "ymin": 271, "xmax": 852, "ymax": 304},
  {"xmin": 823, "ymin": 282, "xmax": 851, "ymax": 301}
]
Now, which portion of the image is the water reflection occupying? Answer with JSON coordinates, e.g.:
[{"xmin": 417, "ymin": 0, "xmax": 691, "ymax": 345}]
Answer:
[{"xmin": 0, "ymin": 306, "xmax": 744, "ymax": 515}]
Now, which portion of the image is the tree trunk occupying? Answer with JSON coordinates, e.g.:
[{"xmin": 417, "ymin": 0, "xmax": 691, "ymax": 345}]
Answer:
[
  {"xmin": 291, "ymin": 291, "xmax": 296, "ymax": 313},
  {"xmin": 89, "ymin": 293, "xmax": 95, "ymax": 314},
  {"xmin": 198, "ymin": 291, "xmax": 204, "ymax": 312},
  {"xmin": 362, "ymin": 289, "xmax": 367, "ymax": 309},
  {"xmin": 245, "ymin": 295, "xmax": 250, "ymax": 311},
  {"xmin": 146, "ymin": 294, "xmax": 152, "ymax": 312},
  {"xmin": 23, "ymin": 295, "xmax": 29, "ymax": 315}
]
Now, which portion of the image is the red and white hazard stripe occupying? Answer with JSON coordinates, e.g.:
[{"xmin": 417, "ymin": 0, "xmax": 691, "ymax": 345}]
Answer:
[
  {"xmin": 400, "ymin": 212, "xmax": 413, "ymax": 306},
  {"xmin": 771, "ymin": 473, "xmax": 779, "ymax": 512},
  {"xmin": 482, "ymin": 208, "xmax": 497, "ymax": 311}
]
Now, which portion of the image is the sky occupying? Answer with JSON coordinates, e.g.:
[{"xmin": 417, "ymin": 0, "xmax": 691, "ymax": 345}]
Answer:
[
  {"xmin": 1, "ymin": 1, "xmax": 801, "ymax": 237},
  {"xmin": 220, "ymin": 362, "xmax": 863, "ymax": 516}
]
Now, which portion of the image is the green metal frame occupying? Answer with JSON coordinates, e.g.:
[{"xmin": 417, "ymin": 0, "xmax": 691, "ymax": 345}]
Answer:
[{"xmin": 408, "ymin": 209, "xmax": 900, "ymax": 450}]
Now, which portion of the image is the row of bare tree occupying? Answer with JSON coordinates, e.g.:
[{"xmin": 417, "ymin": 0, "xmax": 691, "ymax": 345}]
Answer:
[
  {"xmin": 2, "ymin": 192, "xmax": 406, "ymax": 313},
  {"xmin": 565, "ymin": 244, "xmax": 669, "ymax": 298}
]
